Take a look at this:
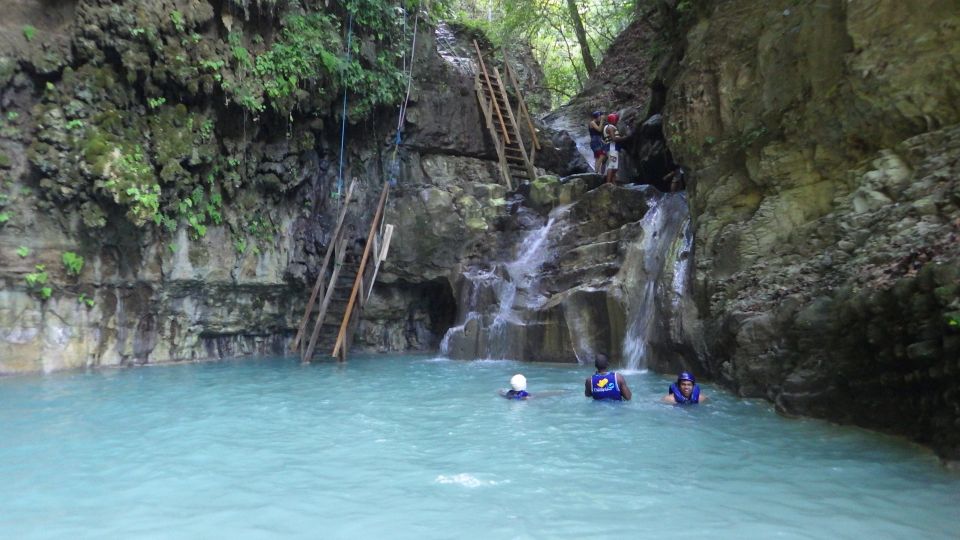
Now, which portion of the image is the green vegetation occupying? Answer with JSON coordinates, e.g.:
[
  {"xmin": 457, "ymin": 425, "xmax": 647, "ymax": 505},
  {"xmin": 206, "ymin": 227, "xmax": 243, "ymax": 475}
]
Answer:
[
  {"xmin": 16, "ymin": 246, "xmax": 30, "ymax": 258},
  {"xmin": 170, "ymin": 10, "xmax": 186, "ymax": 33},
  {"xmin": 0, "ymin": 211, "xmax": 9, "ymax": 224},
  {"xmin": 452, "ymin": 0, "xmax": 635, "ymax": 107},
  {"xmin": 62, "ymin": 252, "xmax": 85, "ymax": 276},
  {"xmin": 948, "ymin": 314, "xmax": 960, "ymax": 328},
  {"xmin": 23, "ymin": 1, "xmax": 435, "ymax": 248},
  {"xmin": 25, "ymin": 264, "xmax": 52, "ymax": 300},
  {"xmin": 221, "ymin": 6, "xmax": 407, "ymax": 117},
  {"xmin": 102, "ymin": 146, "xmax": 162, "ymax": 227},
  {"xmin": 77, "ymin": 294, "xmax": 95, "ymax": 308},
  {"xmin": 22, "ymin": 25, "xmax": 36, "ymax": 42}
]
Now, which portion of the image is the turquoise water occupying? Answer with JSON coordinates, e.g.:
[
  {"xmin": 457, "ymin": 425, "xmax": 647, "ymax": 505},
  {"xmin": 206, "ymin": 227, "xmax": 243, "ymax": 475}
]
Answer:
[{"xmin": 1, "ymin": 355, "xmax": 958, "ymax": 539}]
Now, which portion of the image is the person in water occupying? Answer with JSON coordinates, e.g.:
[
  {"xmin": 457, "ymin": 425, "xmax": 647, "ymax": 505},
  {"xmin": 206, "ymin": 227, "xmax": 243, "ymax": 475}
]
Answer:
[
  {"xmin": 588, "ymin": 111, "xmax": 606, "ymax": 173},
  {"xmin": 584, "ymin": 353, "xmax": 632, "ymax": 401},
  {"xmin": 662, "ymin": 371, "xmax": 707, "ymax": 404},
  {"xmin": 500, "ymin": 373, "xmax": 530, "ymax": 400}
]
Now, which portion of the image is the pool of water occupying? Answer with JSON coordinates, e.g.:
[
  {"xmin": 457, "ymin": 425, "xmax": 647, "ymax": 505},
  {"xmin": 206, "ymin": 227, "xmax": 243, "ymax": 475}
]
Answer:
[{"xmin": 1, "ymin": 355, "xmax": 958, "ymax": 539}]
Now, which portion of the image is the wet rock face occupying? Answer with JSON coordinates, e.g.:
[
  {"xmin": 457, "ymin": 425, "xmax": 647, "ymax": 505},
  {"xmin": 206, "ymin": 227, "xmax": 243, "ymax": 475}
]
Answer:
[
  {"xmin": 441, "ymin": 183, "xmax": 693, "ymax": 366},
  {"xmin": 0, "ymin": 4, "xmax": 563, "ymax": 373},
  {"xmin": 664, "ymin": 0, "xmax": 960, "ymax": 458}
]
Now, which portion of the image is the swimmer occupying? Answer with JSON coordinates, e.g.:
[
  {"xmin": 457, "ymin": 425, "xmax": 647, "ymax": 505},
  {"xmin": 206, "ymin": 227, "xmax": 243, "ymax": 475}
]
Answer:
[
  {"xmin": 500, "ymin": 374, "xmax": 530, "ymax": 400},
  {"xmin": 662, "ymin": 371, "xmax": 707, "ymax": 404},
  {"xmin": 584, "ymin": 353, "xmax": 632, "ymax": 401}
]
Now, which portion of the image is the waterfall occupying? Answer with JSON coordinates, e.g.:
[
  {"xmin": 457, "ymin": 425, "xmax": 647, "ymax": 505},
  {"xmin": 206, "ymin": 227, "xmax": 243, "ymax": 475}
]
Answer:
[
  {"xmin": 438, "ymin": 268, "xmax": 496, "ymax": 355},
  {"xmin": 440, "ymin": 205, "xmax": 571, "ymax": 359},
  {"xmin": 621, "ymin": 193, "xmax": 692, "ymax": 371}
]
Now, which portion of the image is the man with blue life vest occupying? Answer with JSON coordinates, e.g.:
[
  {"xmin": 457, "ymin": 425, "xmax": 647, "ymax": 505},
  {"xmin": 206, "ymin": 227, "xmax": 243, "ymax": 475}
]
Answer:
[
  {"xmin": 662, "ymin": 371, "xmax": 707, "ymax": 404},
  {"xmin": 584, "ymin": 353, "xmax": 632, "ymax": 401}
]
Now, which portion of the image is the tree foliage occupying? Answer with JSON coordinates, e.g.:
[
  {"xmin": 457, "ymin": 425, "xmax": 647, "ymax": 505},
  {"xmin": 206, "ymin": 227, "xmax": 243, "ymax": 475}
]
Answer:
[{"xmin": 451, "ymin": 0, "xmax": 636, "ymax": 107}]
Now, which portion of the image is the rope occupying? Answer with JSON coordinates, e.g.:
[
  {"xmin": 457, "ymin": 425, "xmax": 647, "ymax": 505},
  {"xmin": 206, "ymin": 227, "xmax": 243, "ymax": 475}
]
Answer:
[
  {"xmin": 387, "ymin": 0, "xmax": 422, "ymax": 187},
  {"xmin": 335, "ymin": 12, "xmax": 354, "ymax": 202}
]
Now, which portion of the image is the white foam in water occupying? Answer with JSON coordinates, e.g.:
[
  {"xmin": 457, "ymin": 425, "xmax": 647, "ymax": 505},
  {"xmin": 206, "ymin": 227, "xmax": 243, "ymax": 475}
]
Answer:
[{"xmin": 434, "ymin": 474, "xmax": 506, "ymax": 488}]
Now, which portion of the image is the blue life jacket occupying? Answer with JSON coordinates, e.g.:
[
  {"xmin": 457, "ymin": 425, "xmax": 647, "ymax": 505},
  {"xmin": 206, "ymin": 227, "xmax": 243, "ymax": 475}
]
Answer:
[
  {"xmin": 669, "ymin": 383, "xmax": 700, "ymax": 404},
  {"xmin": 505, "ymin": 389, "xmax": 530, "ymax": 400},
  {"xmin": 591, "ymin": 372, "xmax": 623, "ymax": 401}
]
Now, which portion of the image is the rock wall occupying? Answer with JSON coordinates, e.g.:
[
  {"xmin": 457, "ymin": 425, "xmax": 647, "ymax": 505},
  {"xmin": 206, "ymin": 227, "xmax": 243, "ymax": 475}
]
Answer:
[
  {"xmin": 662, "ymin": 0, "xmax": 960, "ymax": 459},
  {"xmin": 0, "ymin": 1, "xmax": 563, "ymax": 373}
]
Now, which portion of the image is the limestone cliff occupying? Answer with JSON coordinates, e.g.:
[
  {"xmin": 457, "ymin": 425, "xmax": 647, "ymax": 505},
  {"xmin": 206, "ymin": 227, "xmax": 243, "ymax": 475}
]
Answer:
[
  {"xmin": 0, "ymin": 1, "xmax": 560, "ymax": 373},
  {"xmin": 659, "ymin": 0, "xmax": 960, "ymax": 459}
]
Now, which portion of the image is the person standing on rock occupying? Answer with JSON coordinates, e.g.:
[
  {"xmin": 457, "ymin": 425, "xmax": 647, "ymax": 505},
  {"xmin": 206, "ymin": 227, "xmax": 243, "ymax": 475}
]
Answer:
[
  {"xmin": 665, "ymin": 164, "xmax": 686, "ymax": 192},
  {"xmin": 584, "ymin": 353, "xmax": 632, "ymax": 401},
  {"xmin": 589, "ymin": 111, "xmax": 606, "ymax": 173},
  {"xmin": 662, "ymin": 371, "xmax": 707, "ymax": 404},
  {"xmin": 603, "ymin": 113, "xmax": 627, "ymax": 185}
]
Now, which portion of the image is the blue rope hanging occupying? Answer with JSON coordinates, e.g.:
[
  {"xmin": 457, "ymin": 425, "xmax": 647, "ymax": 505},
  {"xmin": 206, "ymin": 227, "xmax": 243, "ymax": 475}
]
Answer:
[{"xmin": 335, "ymin": 12, "xmax": 354, "ymax": 200}]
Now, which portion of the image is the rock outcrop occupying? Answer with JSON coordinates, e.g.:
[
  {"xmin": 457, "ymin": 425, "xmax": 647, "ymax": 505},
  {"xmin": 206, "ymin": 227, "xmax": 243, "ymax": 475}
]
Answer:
[
  {"xmin": 658, "ymin": 0, "xmax": 960, "ymax": 459},
  {"xmin": 0, "ymin": 1, "xmax": 571, "ymax": 373}
]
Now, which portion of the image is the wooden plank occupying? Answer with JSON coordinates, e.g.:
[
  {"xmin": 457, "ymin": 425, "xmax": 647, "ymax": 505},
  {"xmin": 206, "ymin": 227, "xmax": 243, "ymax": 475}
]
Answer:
[
  {"xmin": 291, "ymin": 178, "xmax": 357, "ymax": 352},
  {"xmin": 366, "ymin": 223, "xmax": 394, "ymax": 302},
  {"xmin": 475, "ymin": 74, "xmax": 513, "ymax": 191},
  {"xmin": 332, "ymin": 183, "xmax": 391, "ymax": 360},
  {"xmin": 493, "ymin": 67, "xmax": 536, "ymax": 184},
  {"xmin": 302, "ymin": 238, "xmax": 349, "ymax": 363},
  {"xmin": 504, "ymin": 59, "xmax": 540, "ymax": 153},
  {"xmin": 473, "ymin": 40, "xmax": 510, "ymax": 145}
]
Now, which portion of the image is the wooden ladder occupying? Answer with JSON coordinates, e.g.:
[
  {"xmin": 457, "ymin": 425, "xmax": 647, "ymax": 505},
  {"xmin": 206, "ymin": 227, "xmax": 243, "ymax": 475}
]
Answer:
[
  {"xmin": 472, "ymin": 41, "xmax": 539, "ymax": 190},
  {"xmin": 331, "ymin": 182, "xmax": 393, "ymax": 362},
  {"xmin": 291, "ymin": 178, "xmax": 357, "ymax": 362}
]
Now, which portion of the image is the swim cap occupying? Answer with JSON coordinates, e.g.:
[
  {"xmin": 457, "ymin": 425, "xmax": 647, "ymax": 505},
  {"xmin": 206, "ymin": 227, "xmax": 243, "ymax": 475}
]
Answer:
[
  {"xmin": 592, "ymin": 111, "xmax": 603, "ymax": 118},
  {"xmin": 510, "ymin": 374, "xmax": 527, "ymax": 391},
  {"xmin": 607, "ymin": 113, "xmax": 619, "ymax": 124},
  {"xmin": 678, "ymin": 371, "xmax": 696, "ymax": 384}
]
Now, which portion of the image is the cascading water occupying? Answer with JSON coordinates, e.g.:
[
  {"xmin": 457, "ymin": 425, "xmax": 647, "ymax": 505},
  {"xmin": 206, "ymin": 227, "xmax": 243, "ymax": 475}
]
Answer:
[
  {"xmin": 441, "ymin": 182, "xmax": 694, "ymax": 368},
  {"xmin": 620, "ymin": 193, "xmax": 692, "ymax": 371},
  {"xmin": 434, "ymin": 22, "xmax": 475, "ymax": 75},
  {"xmin": 438, "ymin": 268, "xmax": 497, "ymax": 355},
  {"xmin": 441, "ymin": 205, "xmax": 571, "ymax": 359}
]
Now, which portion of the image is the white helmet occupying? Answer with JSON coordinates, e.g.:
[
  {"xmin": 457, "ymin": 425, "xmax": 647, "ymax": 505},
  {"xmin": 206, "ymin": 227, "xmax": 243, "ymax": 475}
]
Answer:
[{"xmin": 510, "ymin": 374, "xmax": 527, "ymax": 391}]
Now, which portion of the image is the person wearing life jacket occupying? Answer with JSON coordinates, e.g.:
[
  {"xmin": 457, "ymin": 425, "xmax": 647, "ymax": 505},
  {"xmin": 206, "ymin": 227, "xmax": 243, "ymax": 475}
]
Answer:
[
  {"xmin": 662, "ymin": 371, "xmax": 707, "ymax": 404},
  {"xmin": 500, "ymin": 373, "xmax": 531, "ymax": 400},
  {"xmin": 602, "ymin": 113, "xmax": 627, "ymax": 185},
  {"xmin": 584, "ymin": 353, "xmax": 632, "ymax": 401},
  {"xmin": 588, "ymin": 111, "xmax": 606, "ymax": 173}
]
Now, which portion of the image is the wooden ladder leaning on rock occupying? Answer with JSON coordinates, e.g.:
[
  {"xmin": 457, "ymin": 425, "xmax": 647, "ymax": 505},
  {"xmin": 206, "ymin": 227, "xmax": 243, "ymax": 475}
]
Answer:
[
  {"xmin": 472, "ymin": 40, "xmax": 540, "ymax": 190},
  {"xmin": 291, "ymin": 179, "xmax": 395, "ymax": 363},
  {"xmin": 330, "ymin": 182, "xmax": 393, "ymax": 362},
  {"xmin": 290, "ymin": 178, "xmax": 357, "ymax": 362}
]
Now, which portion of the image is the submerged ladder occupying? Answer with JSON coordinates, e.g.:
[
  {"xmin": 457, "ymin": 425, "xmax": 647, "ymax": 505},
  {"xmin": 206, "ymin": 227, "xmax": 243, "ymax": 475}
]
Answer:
[{"xmin": 472, "ymin": 41, "xmax": 541, "ymax": 190}]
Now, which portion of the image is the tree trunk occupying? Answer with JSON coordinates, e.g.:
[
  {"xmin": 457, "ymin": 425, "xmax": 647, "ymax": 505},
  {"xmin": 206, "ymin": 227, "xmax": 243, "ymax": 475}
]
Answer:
[{"xmin": 565, "ymin": 0, "xmax": 596, "ymax": 76}]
